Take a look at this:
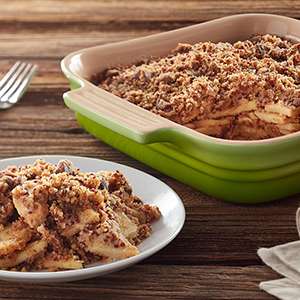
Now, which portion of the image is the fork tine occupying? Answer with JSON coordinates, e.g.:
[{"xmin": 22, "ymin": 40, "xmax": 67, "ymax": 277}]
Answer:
[
  {"xmin": 0, "ymin": 63, "xmax": 33, "ymax": 103},
  {"xmin": 5, "ymin": 64, "xmax": 38, "ymax": 104},
  {"xmin": 0, "ymin": 61, "xmax": 22, "ymax": 90},
  {"xmin": 0, "ymin": 62, "xmax": 27, "ymax": 100}
]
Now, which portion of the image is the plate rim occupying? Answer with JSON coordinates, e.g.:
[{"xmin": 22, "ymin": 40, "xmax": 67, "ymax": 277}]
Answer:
[{"xmin": 0, "ymin": 155, "xmax": 185, "ymax": 281}]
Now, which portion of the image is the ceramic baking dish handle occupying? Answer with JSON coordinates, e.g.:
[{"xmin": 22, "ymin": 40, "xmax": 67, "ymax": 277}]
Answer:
[{"xmin": 63, "ymin": 86, "xmax": 179, "ymax": 144}]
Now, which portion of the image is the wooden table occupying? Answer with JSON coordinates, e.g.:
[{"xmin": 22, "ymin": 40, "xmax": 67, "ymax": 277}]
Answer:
[{"xmin": 0, "ymin": 1, "xmax": 299, "ymax": 299}]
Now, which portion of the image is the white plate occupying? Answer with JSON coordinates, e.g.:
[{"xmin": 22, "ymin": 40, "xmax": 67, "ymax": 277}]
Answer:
[{"xmin": 0, "ymin": 155, "xmax": 185, "ymax": 283}]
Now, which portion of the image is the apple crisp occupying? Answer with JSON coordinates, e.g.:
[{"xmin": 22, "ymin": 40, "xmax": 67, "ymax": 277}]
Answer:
[
  {"xmin": 98, "ymin": 34, "xmax": 300, "ymax": 140},
  {"xmin": 0, "ymin": 160, "xmax": 160, "ymax": 271}
]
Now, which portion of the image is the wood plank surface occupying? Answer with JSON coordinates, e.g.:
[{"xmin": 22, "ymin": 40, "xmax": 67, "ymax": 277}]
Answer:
[
  {"xmin": 0, "ymin": 0, "xmax": 299, "ymax": 32},
  {"xmin": 0, "ymin": 266, "xmax": 279, "ymax": 300},
  {"xmin": 0, "ymin": 1, "xmax": 299, "ymax": 299}
]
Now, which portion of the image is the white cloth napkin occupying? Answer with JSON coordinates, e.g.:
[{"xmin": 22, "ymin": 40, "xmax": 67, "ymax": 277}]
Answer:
[{"xmin": 258, "ymin": 208, "xmax": 300, "ymax": 300}]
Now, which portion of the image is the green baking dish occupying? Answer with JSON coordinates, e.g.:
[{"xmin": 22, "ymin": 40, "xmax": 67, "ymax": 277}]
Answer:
[{"xmin": 61, "ymin": 14, "xmax": 300, "ymax": 203}]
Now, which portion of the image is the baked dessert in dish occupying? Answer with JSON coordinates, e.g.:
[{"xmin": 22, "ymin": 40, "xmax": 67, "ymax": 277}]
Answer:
[
  {"xmin": 0, "ymin": 160, "xmax": 160, "ymax": 271},
  {"xmin": 98, "ymin": 34, "xmax": 300, "ymax": 140}
]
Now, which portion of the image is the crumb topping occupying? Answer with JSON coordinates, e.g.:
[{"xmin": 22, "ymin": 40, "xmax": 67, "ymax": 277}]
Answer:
[{"xmin": 98, "ymin": 34, "xmax": 300, "ymax": 140}]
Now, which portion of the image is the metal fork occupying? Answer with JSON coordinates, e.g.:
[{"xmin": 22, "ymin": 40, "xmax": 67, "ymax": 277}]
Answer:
[{"xmin": 0, "ymin": 61, "xmax": 38, "ymax": 109}]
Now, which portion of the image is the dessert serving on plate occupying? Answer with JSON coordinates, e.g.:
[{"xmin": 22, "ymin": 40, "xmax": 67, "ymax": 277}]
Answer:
[
  {"xmin": 98, "ymin": 34, "xmax": 300, "ymax": 140},
  {"xmin": 0, "ymin": 159, "xmax": 160, "ymax": 271}
]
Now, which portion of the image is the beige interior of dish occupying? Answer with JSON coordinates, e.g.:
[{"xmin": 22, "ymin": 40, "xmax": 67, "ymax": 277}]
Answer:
[{"xmin": 66, "ymin": 14, "xmax": 300, "ymax": 82}]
